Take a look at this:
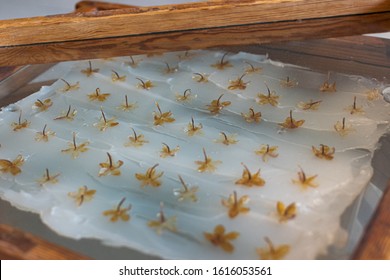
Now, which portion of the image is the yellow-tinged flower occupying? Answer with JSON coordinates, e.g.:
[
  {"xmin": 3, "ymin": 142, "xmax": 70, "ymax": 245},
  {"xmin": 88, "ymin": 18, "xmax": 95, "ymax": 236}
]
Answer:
[
  {"xmin": 221, "ymin": 191, "xmax": 250, "ymax": 218},
  {"xmin": 37, "ymin": 168, "xmax": 60, "ymax": 186},
  {"xmin": 68, "ymin": 186, "xmax": 96, "ymax": 206},
  {"xmin": 319, "ymin": 73, "xmax": 336, "ymax": 92},
  {"xmin": 204, "ymin": 224, "xmax": 239, "ymax": 253},
  {"xmin": 255, "ymin": 144, "xmax": 279, "ymax": 162},
  {"xmin": 103, "ymin": 197, "xmax": 131, "ymax": 222},
  {"xmin": 163, "ymin": 62, "xmax": 178, "ymax": 74},
  {"xmin": 153, "ymin": 102, "xmax": 175, "ymax": 126},
  {"xmin": 334, "ymin": 117, "xmax": 354, "ymax": 136},
  {"xmin": 126, "ymin": 56, "xmax": 140, "ymax": 68},
  {"xmin": 111, "ymin": 70, "xmax": 126, "ymax": 82},
  {"xmin": 61, "ymin": 132, "xmax": 89, "ymax": 159},
  {"xmin": 173, "ymin": 175, "xmax": 198, "ymax": 202},
  {"xmin": 94, "ymin": 108, "xmax": 119, "ymax": 131},
  {"xmin": 148, "ymin": 202, "xmax": 177, "ymax": 234},
  {"xmin": 124, "ymin": 128, "xmax": 148, "ymax": 147},
  {"xmin": 0, "ymin": 155, "xmax": 24, "ymax": 176},
  {"xmin": 160, "ymin": 143, "xmax": 180, "ymax": 158},
  {"xmin": 241, "ymin": 108, "xmax": 261, "ymax": 123},
  {"xmin": 33, "ymin": 98, "xmax": 53, "ymax": 112},
  {"xmin": 244, "ymin": 61, "xmax": 262, "ymax": 74},
  {"xmin": 59, "ymin": 79, "xmax": 80, "ymax": 92},
  {"xmin": 186, "ymin": 117, "xmax": 203, "ymax": 136},
  {"xmin": 175, "ymin": 89, "xmax": 196, "ymax": 103},
  {"xmin": 88, "ymin": 88, "xmax": 110, "ymax": 102},
  {"xmin": 292, "ymin": 166, "xmax": 318, "ymax": 189},
  {"xmin": 81, "ymin": 61, "xmax": 99, "ymax": 77},
  {"xmin": 257, "ymin": 237, "xmax": 290, "ymax": 260},
  {"xmin": 11, "ymin": 111, "xmax": 30, "ymax": 131},
  {"xmin": 192, "ymin": 73, "xmax": 209, "ymax": 83},
  {"xmin": 214, "ymin": 132, "xmax": 238, "ymax": 146},
  {"xmin": 136, "ymin": 78, "xmax": 154, "ymax": 90},
  {"xmin": 135, "ymin": 164, "xmax": 163, "ymax": 188},
  {"xmin": 280, "ymin": 76, "xmax": 297, "ymax": 88},
  {"xmin": 297, "ymin": 99, "xmax": 322, "ymax": 111},
  {"xmin": 195, "ymin": 148, "xmax": 221, "ymax": 173},
  {"xmin": 98, "ymin": 152, "xmax": 123, "ymax": 177},
  {"xmin": 54, "ymin": 105, "xmax": 77, "ymax": 121},
  {"xmin": 276, "ymin": 201, "xmax": 297, "ymax": 222},
  {"xmin": 365, "ymin": 88, "xmax": 381, "ymax": 101},
  {"xmin": 117, "ymin": 95, "xmax": 138, "ymax": 111},
  {"xmin": 206, "ymin": 94, "xmax": 231, "ymax": 115},
  {"xmin": 228, "ymin": 73, "xmax": 249, "ymax": 90},
  {"xmin": 257, "ymin": 84, "xmax": 280, "ymax": 106},
  {"xmin": 35, "ymin": 124, "xmax": 55, "ymax": 142},
  {"xmin": 345, "ymin": 96, "xmax": 365, "ymax": 115},
  {"xmin": 278, "ymin": 110, "xmax": 305, "ymax": 129},
  {"xmin": 235, "ymin": 163, "xmax": 265, "ymax": 187},
  {"xmin": 211, "ymin": 53, "xmax": 233, "ymax": 70},
  {"xmin": 312, "ymin": 144, "xmax": 335, "ymax": 160}
]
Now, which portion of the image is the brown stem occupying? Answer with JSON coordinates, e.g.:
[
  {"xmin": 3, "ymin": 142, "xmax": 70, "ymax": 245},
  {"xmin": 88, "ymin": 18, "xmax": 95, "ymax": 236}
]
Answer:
[
  {"xmin": 131, "ymin": 128, "xmax": 138, "ymax": 141},
  {"xmin": 117, "ymin": 197, "xmax": 126, "ymax": 211},
  {"xmin": 220, "ymin": 53, "xmax": 228, "ymax": 65},
  {"xmin": 45, "ymin": 168, "xmax": 50, "ymax": 180},
  {"xmin": 183, "ymin": 89, "xmax": 191, "ymax": 97},
  {"xmin": 66, "ymin": 106, "xmax": 72, "ymax": 117},
  {"xmin": 216, "ymin": 94, "xmax": 224, "ymax": 106},
  {"xmin": 342, "ymin": 117, "xmax": 346, "ymax": 129},
  {"xmin": 241, "ymin": 163, "xmax": 252, "ymax": 180},
  {"xmin": 245, "ymin": 61, "xmax": 255, "ymax": 71},
  {"xmin": 159, "ymin": 202, "xmax": 165, "ymax": 223},
  {"xmin": 162, "ymin": 143, "xmax": 170, "ymax": 153},
  {"xmin": 221, "ymin": 132, "xmax": 228, "ymax": 141},
  {"xmin": 202, "ymin": 148, "xmax": 208, "ymax": 162},
  {"xmin": 136, "ymin": 78, "xmax": 146, "ymax": 88},
  {"xmin": 61, "ymin": 79, "xmax": 70, "ymax": 87},
  {"xmin": 112, "ymin": 70, "xmax": 120, "ymax": 79},
  {"xmin": 100, "ymin": 108, "xmax": 107, "ymax": 123},
  {"xmin": 148, "ymin": 164, "xmax": 159, "ymax": 178},
  {"xmin": 72, "ymin": 132, "xmax": 77, "ymax": 150},
  {"xmin": 107, "ymin": 152, "xmax": 113, "ymax": 168},
  {"xmin": 95, "ymin": 88, "xmax": 101, "ymax": 96},
  {"xmin": 155, "ymin": 102, "xmax": 162, "ymax": 115},
  {"xmin": 37, "ymin": 99, "xmax": 44, "ymax": 106},
  {"xmin": 353, "ymin": 96, "xmax": 357, "ymax": 110},
  {"xmin": 178, "ymin": 175, "xmax": 188, "ymax": 191},
  {"xmin": 42, "ymin": 124, "xmax": 47, "ymax": 136}
]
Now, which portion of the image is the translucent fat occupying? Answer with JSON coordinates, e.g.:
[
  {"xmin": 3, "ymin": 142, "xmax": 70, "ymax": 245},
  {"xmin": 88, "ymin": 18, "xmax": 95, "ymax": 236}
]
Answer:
[{"xmin": 0, "ymin": 50, "xmax": 388, "ymax": 260}]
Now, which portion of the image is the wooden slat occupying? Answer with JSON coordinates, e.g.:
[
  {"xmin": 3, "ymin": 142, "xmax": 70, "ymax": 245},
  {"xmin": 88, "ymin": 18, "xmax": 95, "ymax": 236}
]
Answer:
[
  {"xmin": 0, "ymin": 224, "xmax": 88, "ymax": 259},
  {"xmin": 1, "ymin": 11, "xmax": 390, "ymax": 66},
  {"xmin": 0, "ymin": 0, "xmax": 389, "ymax": 47}
]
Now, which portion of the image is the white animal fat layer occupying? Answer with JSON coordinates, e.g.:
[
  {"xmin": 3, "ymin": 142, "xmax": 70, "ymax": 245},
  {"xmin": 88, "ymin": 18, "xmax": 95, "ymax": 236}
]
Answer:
[{"xmin": 0, "ymin": 50, "xmax": 389, "ymax": 259}]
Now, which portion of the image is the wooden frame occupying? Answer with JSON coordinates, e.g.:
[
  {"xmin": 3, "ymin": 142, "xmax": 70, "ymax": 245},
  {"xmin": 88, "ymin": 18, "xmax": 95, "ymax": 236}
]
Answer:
[
  {"xmin": 0, "ymin": 0, "xmax": 389, "ymax": 260},
  {"xmin": 0, "ymin": 0, "xmax": 390, "ymax": 66}
]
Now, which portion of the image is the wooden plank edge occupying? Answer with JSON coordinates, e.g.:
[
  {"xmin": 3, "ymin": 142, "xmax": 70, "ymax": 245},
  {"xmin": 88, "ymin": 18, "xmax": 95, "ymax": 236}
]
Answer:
[
  {"xmin": 0, "ymin": 224, "xmax": 89, "ymax": 259},
  {"xmin": 1, "ymin": 11, "xmax": 390, "ymax": 66},
  {"xmin": 0, "ymin": 0, "xmax": 389, "ymax": 46}
]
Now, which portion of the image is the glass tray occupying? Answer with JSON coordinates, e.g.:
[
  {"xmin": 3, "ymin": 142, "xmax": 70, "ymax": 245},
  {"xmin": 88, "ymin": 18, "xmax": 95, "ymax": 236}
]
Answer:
[{"xmin": 0, "ymin": 45, "xmax": 389, "ymax": 260}]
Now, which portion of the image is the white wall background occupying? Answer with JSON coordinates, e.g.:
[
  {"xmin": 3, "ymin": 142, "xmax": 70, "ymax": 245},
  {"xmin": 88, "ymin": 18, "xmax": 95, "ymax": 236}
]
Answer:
[{"xmin": 0, "ymin": 0, "xmax": 389, "ymax": 39}]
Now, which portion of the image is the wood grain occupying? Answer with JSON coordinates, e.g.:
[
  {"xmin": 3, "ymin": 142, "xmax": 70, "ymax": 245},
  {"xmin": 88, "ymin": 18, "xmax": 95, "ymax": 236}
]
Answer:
[
  {"xmin": 1, "ymin": 11, "xmax": 390, "ymax": 66},
  {"xmin": 0, "ymin": 0, "xmax": 389, "ymax": 47},
  {"xmin": 0, "ymin": 224, "xmax": 88, "ymax": 259}
]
